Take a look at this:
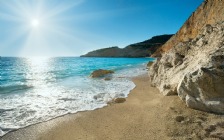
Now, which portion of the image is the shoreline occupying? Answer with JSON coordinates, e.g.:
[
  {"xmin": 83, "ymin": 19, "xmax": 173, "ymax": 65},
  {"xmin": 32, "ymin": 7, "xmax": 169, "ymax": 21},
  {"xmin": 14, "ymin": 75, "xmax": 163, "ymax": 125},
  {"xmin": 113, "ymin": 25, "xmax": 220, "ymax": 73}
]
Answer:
[
  {"xmin": 0, "ymin": 59, "xmax": 149, "ymax": 137},
  {"xmin": 1, "ymin": 74, "xmax": 224, "ymax": 140}
]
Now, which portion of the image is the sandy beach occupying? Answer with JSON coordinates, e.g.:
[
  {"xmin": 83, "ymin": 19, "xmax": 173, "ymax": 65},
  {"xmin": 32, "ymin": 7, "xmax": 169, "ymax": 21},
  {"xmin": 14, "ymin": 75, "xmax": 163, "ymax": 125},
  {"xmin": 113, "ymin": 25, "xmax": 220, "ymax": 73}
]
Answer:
[
  {"xmin": 1, "ymin": 0, "xmax": 224, "ymax": 139},
  {"xmin": 1, "ymin": 74, "xmax": 224, "ymax": 140}
]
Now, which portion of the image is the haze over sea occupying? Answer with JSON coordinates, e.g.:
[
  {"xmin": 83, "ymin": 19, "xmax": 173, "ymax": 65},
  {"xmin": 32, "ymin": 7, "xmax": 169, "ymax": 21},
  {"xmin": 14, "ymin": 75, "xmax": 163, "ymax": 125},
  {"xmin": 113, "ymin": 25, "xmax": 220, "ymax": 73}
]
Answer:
[{"xmin": 0, "ymin": 57, "xmax": 153, "ymax": 136}]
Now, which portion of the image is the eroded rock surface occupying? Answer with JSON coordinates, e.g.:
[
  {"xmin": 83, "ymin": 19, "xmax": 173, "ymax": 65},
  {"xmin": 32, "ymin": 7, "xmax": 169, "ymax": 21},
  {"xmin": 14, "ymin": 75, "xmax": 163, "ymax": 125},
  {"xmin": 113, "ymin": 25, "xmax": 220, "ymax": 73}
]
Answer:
[
  {"xmin": 150, "ymin": 22, "xmax": 224, "ymax": 114},
  {"xmin": 152, "ymin": 0, "xmax": 224, "ymax": 57}
]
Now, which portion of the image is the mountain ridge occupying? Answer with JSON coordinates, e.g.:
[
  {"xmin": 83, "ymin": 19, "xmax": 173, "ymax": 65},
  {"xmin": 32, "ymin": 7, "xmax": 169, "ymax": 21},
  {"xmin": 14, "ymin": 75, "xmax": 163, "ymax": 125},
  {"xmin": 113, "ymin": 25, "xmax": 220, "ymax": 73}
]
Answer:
[{"xmin": 81, "ymin": 34, "xmax": 173, "ymax": 58}]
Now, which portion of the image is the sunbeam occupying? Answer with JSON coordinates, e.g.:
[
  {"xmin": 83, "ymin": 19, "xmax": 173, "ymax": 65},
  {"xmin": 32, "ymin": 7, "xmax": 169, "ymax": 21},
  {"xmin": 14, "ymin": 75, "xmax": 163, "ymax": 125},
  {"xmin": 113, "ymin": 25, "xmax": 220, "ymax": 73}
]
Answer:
[{"xmin": 0, "ymin": 0, "xmax": 86, "ymax": 57}]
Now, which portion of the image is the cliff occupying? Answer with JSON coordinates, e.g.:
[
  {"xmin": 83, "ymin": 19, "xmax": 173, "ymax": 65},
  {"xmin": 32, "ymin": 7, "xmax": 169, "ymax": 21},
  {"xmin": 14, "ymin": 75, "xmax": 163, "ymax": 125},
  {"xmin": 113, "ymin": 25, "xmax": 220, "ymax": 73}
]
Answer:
[
  {"xmin": 81, "ymin": 35, "xmax": 173, "ymax": 58},
  {"xmin": 152, "ymin": 0, "xmax": 224, "ymax": 57},
  {"xmin": 149, "ymin": 0, "xmax": 224, "ymax": 114}
]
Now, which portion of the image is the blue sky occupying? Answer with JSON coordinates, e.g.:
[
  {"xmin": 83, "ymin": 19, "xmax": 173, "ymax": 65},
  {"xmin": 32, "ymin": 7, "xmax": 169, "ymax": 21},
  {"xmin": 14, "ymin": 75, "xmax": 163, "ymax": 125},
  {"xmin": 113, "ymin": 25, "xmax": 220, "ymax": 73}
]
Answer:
[{"xmin": 0, "ymin": 0, "xmax": 203, "ymax": 57}]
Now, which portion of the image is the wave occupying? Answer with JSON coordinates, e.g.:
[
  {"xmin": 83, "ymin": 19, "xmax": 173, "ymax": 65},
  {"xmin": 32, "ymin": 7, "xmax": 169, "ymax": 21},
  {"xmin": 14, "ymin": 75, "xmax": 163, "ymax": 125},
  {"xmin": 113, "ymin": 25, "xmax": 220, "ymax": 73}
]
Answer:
[
  {"xmin": 0, "ymin": 84, "xmax": 33, "ymax": 94},
  {"xmin": 0, "ymin": 57, "xmax": 151, "ymax": 137},
  {"xmin": 0, "ymin": 126, "xmax": 18, "ymax": 137}
]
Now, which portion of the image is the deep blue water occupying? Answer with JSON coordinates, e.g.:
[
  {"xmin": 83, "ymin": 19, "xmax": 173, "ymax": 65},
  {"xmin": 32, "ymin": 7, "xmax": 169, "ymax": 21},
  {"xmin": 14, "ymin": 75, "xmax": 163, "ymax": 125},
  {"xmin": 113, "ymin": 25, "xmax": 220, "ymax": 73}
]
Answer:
[{"xmin": 0, "ymin": 57, "xmax": 154, "ymax": 136}]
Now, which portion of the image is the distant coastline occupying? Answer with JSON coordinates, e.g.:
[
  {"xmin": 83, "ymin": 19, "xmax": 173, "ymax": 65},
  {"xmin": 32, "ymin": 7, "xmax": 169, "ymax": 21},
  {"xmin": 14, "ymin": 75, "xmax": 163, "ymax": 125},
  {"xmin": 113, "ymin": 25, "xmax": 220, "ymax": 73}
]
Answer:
[{"xmin": 81, "ymin": 34, "xmax": 173, "ymax": 58}]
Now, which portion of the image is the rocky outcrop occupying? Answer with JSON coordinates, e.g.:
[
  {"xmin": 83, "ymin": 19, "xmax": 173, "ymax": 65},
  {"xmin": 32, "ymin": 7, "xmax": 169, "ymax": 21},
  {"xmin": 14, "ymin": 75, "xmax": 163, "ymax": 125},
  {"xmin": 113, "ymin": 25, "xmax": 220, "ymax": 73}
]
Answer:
[
  {"xmin": 82, "ymin": 47, "xmax": 122, "ymax": 57},
  {"xmin": 150, "ymin": 22, "xmax": 224, "ymax": 114},
  {"xmin": 178, "ymin": 66, "xmax": 224, "ymax": 113},
  {"xmin": 81, "ymin": 35, "xmax": 173, "ymax": 58},
  {"xmin": 152, "ymin": 0, "xmax": 224, "ymax": 57},
  {"xmin": 90, "ymin": 69, "xmax": 114, "ymax": 78}
]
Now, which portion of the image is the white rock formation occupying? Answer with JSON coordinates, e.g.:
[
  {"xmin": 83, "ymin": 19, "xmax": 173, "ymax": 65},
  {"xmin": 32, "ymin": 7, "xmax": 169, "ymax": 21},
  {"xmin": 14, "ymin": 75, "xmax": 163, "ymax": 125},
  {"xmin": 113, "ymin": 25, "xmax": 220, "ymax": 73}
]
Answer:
[{"xmin": 150, "ymin": 22, "xmax": 224, "ymax": 114}]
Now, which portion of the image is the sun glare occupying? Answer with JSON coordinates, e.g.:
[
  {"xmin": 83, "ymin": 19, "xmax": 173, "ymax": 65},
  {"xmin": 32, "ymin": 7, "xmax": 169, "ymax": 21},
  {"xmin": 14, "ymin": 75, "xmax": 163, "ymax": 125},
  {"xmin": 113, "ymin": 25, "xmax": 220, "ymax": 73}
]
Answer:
[
  {"xmin": 28, "ymin": 57, "xmax": 49, "ymax": 65},
  {"xmin": 0, "ymin": 0, "xmax": 87, "ymax": 56},
  {"xmin": 31, "ymin": 19, "xmax": 40, "ymax": 28}
]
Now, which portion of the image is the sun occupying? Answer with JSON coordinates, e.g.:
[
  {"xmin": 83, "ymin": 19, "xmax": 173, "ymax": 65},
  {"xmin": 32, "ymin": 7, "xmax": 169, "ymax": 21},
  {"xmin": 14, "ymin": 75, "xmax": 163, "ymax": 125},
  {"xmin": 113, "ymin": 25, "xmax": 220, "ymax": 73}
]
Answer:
[{"xmin": 31, "ymin": 19, "xmax": 40, "ymax": 28}]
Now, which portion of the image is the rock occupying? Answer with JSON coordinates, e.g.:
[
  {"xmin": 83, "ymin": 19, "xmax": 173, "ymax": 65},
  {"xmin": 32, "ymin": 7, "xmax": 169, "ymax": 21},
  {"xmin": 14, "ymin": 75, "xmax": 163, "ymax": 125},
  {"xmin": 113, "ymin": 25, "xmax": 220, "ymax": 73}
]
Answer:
[
  {"xmin": 114, "ymin": 98, "xmax": 126, "ymax": 103},
  {"xmin": 205, "ymin": 125, "xmax": 216, "ymax": 133},
  {"xmin": 175, "ymin": 116, "xmax": 185, "ymax": 122},
  {"xmin": 90, "ymin": 69, "xmax": 114, "ymax": 78},
  {"xmin": 210, "ymin": 133, "xmax": 224, "ymax": 139},
  {"xmin": 150, "ymin": 21, "xmax": 224, "ymax": 113},
  {"xmin": 152, "ymin": 0, "xmax": 224, "ymax": 57},
  {"xmin": 177, "ymin": 67, "xmax": 224, "ymax": 113},
  {"xmin": 104, "ymin": 77, "xmax": 112, "ymax": 81},
  {"xmin": 93, "ymin": 93, "xmax": 105, "ymax": 100},
  {"xmin": 204, "ymin": 122, "xmax": 224, "ymax": 139}
]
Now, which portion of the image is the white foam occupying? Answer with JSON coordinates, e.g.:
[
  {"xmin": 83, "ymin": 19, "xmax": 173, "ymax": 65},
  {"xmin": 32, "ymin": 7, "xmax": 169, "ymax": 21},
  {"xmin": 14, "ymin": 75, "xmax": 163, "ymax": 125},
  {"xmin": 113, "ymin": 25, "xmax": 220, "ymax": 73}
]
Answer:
[{"xmin": 0, "ymin": 63, "xmax": 147, "ymax": 136}]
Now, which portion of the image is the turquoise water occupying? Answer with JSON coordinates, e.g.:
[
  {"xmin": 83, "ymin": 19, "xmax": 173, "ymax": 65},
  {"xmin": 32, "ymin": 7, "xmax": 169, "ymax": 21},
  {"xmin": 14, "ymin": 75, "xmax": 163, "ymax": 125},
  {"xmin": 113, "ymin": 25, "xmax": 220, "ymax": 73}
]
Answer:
[{"xmin": 0, "ymin": 57, "xmax": 154, "ymax": 136}]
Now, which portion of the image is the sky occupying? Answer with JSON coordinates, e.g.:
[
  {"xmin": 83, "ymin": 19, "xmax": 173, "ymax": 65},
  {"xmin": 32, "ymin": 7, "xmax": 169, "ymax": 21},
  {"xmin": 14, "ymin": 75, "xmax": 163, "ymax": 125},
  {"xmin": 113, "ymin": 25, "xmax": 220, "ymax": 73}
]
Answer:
[{"xmin": 0, "ymin": 0, "xmax": 203, "ymax": 57}]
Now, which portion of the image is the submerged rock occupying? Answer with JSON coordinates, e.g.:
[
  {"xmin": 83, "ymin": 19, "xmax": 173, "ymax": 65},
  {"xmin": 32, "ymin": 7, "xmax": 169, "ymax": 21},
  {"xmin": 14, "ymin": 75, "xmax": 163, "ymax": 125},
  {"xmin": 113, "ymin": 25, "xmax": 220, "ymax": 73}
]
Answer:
[
  {"xmin": 90, "ymin": 69, "xmax": 114, "ymax": 78},
  {"xmin": 93, "ymin": 93, "xmax": 105, "ymax": 100},
  {"xmin": 104, "ymin": 77, "xmax": 112, "ymax": 81}
]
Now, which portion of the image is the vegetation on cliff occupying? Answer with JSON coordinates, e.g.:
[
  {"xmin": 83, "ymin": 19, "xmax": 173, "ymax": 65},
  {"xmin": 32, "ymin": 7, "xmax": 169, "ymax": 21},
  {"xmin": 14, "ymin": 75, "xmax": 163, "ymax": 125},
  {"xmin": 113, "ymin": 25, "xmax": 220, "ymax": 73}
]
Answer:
[{"xmin": 81, "ymin": 34, "xmax": 173, "ymax": 58}]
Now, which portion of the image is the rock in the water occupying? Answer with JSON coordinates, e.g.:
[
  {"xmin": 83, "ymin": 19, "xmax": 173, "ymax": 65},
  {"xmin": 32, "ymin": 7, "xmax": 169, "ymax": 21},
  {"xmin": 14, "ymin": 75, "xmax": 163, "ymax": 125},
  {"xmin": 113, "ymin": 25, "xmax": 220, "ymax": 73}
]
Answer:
[
  {"xmin": 114, "ymin": 98, "xmax": 126, "ymax": 103},
  {"xmin": 104, "ymin": 77, "xmax": 112, "ymax": 81},
  {"xmin": 90, "ymin": 69, "xmax": 114, "ymax": 78},
  {"xmin": 93, "ymin": 93, "xmax": 106, "ymax": 101}
]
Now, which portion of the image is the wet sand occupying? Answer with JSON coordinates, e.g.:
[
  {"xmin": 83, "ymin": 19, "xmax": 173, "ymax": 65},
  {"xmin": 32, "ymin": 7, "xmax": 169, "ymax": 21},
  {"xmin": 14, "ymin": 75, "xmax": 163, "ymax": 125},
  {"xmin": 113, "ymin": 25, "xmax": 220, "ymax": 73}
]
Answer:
[{"xmin": 1, "ymin": 74, "xmax": 223, "ymax": 140}]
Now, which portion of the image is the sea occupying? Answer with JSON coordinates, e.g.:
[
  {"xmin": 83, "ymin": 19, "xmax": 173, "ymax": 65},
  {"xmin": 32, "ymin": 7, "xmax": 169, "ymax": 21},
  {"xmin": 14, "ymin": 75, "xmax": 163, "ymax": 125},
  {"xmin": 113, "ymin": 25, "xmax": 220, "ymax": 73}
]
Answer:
[{"xmin": 0, "ymin": 57, "xmax": 154, "ymax": 136}]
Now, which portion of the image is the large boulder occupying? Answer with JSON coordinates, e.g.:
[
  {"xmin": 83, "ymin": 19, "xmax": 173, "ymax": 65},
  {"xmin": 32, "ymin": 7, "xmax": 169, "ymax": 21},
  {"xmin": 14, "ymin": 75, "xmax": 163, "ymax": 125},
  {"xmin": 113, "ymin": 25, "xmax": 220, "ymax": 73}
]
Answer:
[
  {"xmin": 178, "ymin": 67, "xmax": 224, "ymax": 114},
  {"xmin": 90, "ymin": 69, "xmax": 114, "ymax": 78},
  {"xmin": 150, "ymin": 22, "xmax": 224, "ymax": 113}
]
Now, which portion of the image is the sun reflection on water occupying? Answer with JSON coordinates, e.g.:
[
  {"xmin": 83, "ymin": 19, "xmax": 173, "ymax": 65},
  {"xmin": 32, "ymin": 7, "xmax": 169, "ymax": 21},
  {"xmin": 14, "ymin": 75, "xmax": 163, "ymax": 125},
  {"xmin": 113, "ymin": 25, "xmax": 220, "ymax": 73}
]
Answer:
[
  {"xmin": 27, "ymin": 57, "xmax": 50, "ymax": 67},
  {"xmin": 24, "ymin": 57, "xmax": 56, "ymax": 95}
]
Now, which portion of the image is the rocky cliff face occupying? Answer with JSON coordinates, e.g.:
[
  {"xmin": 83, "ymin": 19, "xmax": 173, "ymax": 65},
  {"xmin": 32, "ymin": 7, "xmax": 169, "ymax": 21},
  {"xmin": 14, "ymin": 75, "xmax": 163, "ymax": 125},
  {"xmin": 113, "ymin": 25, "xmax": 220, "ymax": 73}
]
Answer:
[
  {"xmin": 150, "ymin": 0, "xmax": 224, "ymax": 114},
  {"xmin": 81, "ymin": 35, "xmax": 172, "ymax": 58},
  {"xmin": 152, "ymin": 0, "xmax": 224, "ymax": 57},
  {"xmin": 150, "ymin": 22, "xmax": 224, "ymax": 114},
  {"xmin": 149, "ymin": 0, "xmax": 224, "ymax": 114}
]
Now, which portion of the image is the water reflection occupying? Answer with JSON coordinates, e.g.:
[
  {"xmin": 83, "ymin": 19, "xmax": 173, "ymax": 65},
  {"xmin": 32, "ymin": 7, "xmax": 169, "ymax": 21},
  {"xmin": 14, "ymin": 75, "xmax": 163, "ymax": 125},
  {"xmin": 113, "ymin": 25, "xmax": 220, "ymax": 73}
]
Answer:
[
  {"xmin": 0, "ymin": 57, "xmax": 151, "ymax": 135},
  {"xmin": 25, "ymin": 57, "xmax": 55, "ymax": 88}
]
